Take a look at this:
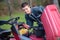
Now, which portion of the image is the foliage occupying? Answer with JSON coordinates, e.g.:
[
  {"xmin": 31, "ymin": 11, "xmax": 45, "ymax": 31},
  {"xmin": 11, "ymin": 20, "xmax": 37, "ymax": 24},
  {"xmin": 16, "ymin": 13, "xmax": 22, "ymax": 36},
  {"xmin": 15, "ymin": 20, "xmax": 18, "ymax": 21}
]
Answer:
[
  {"xmin": 0, "ymin": 0, "xmax": 4, "ymax": 2},
  {"xmin": 0, "ymin": 2, "xmax": 6, "ymax": 10},
  {"xmin": 13, "ymin": 0, "xmax": 19, "ymax": 9},
  {"xmin": 36, "ymin": 0, "xmax": 41, "ymax": 6}
]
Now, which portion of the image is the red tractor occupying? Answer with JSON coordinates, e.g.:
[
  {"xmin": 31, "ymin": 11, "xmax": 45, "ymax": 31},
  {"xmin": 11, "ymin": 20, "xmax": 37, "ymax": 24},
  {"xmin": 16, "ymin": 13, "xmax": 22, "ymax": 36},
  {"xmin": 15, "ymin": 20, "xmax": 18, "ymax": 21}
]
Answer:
[
  {"xmin": 0, "ymin": 4, "xmax": 60, "ymax": 40},
  {"xmin": 10, "ymin": 4, "xmax": 60, "ymax": 40}
]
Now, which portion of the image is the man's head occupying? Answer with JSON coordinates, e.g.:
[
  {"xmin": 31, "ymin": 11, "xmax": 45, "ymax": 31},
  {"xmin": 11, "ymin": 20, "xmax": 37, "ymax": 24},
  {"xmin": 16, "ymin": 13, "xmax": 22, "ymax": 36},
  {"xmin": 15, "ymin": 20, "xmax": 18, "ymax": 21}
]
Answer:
[{"xmin": 21, "ymin": 2, "xmax": 31, "ymax": 14}]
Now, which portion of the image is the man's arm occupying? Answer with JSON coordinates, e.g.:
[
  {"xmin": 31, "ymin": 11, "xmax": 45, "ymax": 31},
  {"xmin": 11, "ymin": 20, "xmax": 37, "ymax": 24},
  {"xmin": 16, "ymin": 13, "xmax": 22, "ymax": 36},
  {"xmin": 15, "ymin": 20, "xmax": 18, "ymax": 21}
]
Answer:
[
  {"xmin": 33, "ymin": 6, "xmax": 44, "ymax": 14},
  {"xmin": 32, "ymin": 6, "xmax": 44, "ymax": 18},
  {"xmin": 38, "ymin": 6, "xmax": 44, "ymax": 13},
  {"xmin": 35, "ymin": 6, "xmax": 44, "ymax": 18}
]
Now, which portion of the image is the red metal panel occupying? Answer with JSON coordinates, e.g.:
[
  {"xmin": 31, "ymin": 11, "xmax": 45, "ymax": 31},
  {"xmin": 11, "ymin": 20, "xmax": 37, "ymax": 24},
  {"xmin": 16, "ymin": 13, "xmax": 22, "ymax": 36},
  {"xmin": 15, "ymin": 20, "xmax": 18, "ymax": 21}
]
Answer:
[
  {"xmin": 41, "ymin": 4, "xmax": 60, "ymax": 40},
  {"xmin": 30, "ymin": 35, "xmax": 44, "ymax": 40}
]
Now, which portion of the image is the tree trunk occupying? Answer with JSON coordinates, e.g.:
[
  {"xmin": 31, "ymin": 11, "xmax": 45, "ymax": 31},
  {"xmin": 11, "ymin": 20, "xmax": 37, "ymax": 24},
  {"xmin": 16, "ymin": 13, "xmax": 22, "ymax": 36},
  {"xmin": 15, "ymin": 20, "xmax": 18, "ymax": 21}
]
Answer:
[{"xmin": 6, "ymin": 0, "xmax": 13, "ymax": 18}]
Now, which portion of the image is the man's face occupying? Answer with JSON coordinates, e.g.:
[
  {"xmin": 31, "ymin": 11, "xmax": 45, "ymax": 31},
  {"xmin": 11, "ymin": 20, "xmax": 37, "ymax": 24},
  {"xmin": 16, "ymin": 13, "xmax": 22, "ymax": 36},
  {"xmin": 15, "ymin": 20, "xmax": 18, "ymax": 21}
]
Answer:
[{"xmin": 22, "ymin": 5, "xmax": 31, "ymax": 14}]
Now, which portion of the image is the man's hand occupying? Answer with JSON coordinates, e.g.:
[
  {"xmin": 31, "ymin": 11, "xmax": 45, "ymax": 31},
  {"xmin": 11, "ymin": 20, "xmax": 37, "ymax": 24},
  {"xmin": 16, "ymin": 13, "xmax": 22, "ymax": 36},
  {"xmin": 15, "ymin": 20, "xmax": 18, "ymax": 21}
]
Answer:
[{"xmin": 22, "ymin": 24, "xmax": 30, "ymax": 29}]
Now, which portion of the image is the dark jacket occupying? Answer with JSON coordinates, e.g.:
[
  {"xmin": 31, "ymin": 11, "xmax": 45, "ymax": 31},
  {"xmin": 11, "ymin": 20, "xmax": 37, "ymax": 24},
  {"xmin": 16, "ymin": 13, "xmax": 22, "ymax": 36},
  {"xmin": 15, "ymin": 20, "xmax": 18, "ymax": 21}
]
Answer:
[{"xmin": 25, "ymin": 6, "xmax": 44, "ymax": 27}]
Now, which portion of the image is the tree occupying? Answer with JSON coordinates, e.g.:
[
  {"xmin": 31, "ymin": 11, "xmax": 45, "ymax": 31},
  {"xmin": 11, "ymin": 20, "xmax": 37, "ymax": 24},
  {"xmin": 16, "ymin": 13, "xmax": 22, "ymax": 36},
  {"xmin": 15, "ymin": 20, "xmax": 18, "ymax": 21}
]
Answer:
[{"xmin": 6, "ymin": 0, "xmax": 13, "ymax": 18}]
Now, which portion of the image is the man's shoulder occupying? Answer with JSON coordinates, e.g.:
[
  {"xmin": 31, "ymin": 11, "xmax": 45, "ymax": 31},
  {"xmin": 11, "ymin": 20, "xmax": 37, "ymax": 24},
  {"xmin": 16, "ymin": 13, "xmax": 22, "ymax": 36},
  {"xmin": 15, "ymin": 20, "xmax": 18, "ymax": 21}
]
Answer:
[
  {"xmin": 32, "ymin": 6, "xmax": 44, "ymax": 9},
  {"xmin": 31, "ymin": 6, "xmax": 38, "ymax": 12},
  {"xmin": 31, "ymin": 6, "xmax": 44, "ymax": 11},
  {"xmin": 31, "ymin": 6, "xmax": 38, "ymax": 10}
]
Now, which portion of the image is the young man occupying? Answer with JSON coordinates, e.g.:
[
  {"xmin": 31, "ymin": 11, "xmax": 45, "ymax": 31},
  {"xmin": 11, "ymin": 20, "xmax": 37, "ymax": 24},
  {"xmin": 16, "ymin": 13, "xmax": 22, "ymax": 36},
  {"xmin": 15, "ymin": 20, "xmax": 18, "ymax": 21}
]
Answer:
[
  {"xmin": 21, "ymin": 2, "xmax": 45, "ymax": 38},
  {"xmin": 21, "ymin": 2, "xmax": 44, "ymax": 28}
]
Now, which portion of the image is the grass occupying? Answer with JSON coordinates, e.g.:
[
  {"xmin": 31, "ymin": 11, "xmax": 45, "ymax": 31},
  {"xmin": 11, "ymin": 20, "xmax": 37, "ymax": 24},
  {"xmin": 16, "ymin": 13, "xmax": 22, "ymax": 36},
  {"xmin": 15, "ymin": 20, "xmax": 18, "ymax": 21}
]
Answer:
[
  {"xmin": 0, "ymin": 15, "xmax": 11, "ymax": 30},
  {"xmin": 0, "ymin": 11, "xmax": 25, "ymax": 30},
  {"xmin": 0, "ymin": 11, "xmax": 37, "ymax": 30}
]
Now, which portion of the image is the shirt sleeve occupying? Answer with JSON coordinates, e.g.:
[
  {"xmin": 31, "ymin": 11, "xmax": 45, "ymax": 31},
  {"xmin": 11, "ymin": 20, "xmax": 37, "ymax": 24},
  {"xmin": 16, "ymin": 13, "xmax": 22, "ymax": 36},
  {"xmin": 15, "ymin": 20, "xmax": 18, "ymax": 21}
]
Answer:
[
  {"xmin": 37, "ymin": 6, "xmax": 44, "ymax": 18},
  {"xmin": 38, "ymin": 6, "xmax": 44, "ymax": 13},
  {"xmin": 33, "ymin": 6, "xmax": 44, "ymax": 18},
  {"xmin": 32, "ymin": 6, "xmax": 44, "ymax": 13},
  {"xmin": 25, "ymin": 14, "xmax": 33, "ymax": 27}
]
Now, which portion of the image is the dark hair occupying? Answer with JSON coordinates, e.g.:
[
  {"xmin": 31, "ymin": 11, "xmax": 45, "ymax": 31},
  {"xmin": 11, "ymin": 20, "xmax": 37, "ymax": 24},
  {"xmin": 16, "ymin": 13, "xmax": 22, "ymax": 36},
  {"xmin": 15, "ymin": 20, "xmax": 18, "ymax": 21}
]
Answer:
[{"xmin": 21, "ymin": 2, "xmax": 28, "ymax": 8}]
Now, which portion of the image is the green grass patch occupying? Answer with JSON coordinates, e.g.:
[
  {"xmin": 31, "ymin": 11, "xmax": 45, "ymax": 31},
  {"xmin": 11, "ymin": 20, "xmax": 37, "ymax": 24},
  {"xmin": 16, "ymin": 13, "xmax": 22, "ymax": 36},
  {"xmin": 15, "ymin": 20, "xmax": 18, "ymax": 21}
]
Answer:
[
  {"xmin": 0, "ymin": 11, "xmax": 25, "ymax": 29},
  {"xmin": 0, "ymin": 11, "xmax": 37, "ymax": 30}
]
